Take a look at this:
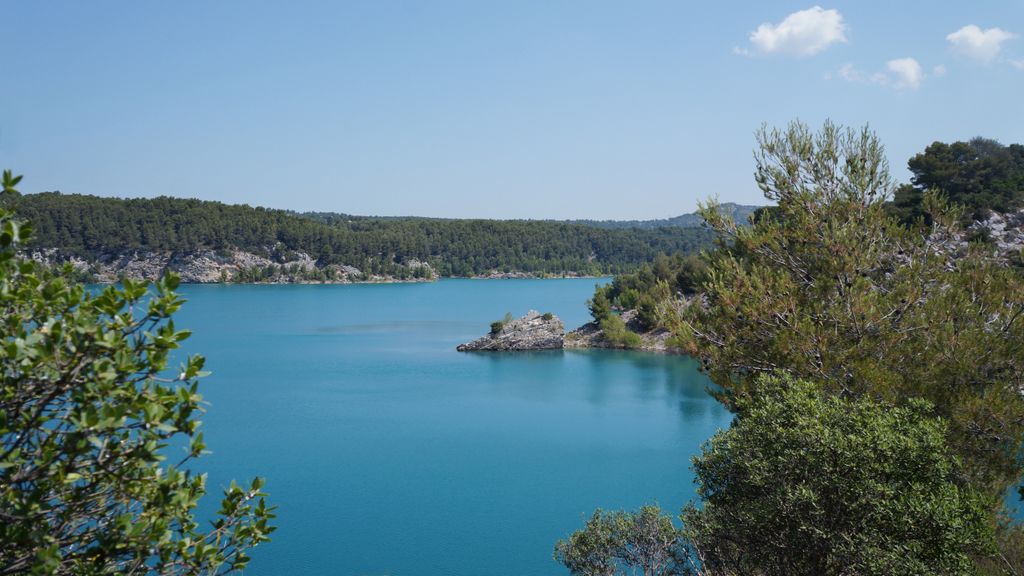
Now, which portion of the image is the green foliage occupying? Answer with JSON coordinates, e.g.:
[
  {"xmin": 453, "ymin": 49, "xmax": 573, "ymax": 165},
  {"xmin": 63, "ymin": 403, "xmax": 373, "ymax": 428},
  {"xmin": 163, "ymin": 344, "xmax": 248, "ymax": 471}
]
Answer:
[
  {"xmin": 682, "ymin": 375, "xmax": 995, "ymax": 576},
  {"xmin": 608, "ymin": 254, "xmax": 705, "ymax": 302},
  {"xmin": 11, "ymin": 193, "xmax": 713, "ymax": 279},
  {"xmin": 598, "ymin": 315, "xmax": 641, "ymax": 348},
  {"xmin": 587, "ymin": 285, "xmax": 613, "ymax": 322},
  {"xmin": 490, "ymin": 312, "xmax": 514, "ymax": 335},
  {"xmin": 586, "ymin": 253, "xmax": 706, "ymax": 333},
  {"xmin": 0, "ymin": 174, "xmax": 275, "ymax": 574},
  {"xmin": 542, "ymin": 312, "xmax": 554, "ymax": 321},
  {"xmin": 554, "ymin": 506, "xmax": 685, "ymax": 576},
  {"xmin": 679, "ymin": 120, "xmax": 1024, "ymax": 498},
  {"xmin": 635, "ymin": 294, "xmax": 659, "ymax": 331},
  {"xmin": 892, "ymin": 137, "xmax": 1024, "ymax": 224}
]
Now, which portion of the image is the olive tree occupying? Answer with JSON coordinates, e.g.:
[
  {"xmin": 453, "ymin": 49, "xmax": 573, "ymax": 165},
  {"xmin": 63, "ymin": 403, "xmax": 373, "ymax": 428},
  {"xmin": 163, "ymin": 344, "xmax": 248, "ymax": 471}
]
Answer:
[{"xmin": 0, "ymin": 172, "xmax": 275, "ymax": 575}]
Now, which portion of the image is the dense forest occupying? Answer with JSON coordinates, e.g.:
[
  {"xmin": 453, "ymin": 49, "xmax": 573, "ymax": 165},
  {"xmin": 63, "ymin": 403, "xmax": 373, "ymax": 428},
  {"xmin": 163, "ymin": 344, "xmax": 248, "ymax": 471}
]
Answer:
[{"xmin": 8, "ymin": 193, "xmax": 713, "ymax": 278}]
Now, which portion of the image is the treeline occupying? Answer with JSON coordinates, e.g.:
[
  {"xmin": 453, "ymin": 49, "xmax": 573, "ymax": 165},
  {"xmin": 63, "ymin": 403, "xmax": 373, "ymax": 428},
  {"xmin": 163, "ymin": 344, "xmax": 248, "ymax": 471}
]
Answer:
[{"xmin": 8, "ymin": 193, "xmax": 713, "ymax": 277}]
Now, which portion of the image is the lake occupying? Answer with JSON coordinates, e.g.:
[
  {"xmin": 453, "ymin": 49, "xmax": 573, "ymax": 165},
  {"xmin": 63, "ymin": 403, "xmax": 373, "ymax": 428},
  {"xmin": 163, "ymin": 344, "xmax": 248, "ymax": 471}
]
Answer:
[{"xmin": 172, "ymin": 279, "xmax": 731, "ymax": 576}]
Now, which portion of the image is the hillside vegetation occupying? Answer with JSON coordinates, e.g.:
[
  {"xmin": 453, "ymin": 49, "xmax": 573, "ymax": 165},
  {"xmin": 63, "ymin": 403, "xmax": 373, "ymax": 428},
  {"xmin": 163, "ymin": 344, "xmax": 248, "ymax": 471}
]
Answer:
[
  {"xmin": 595, "ymin": 134, "xmax": 1024, "ymax": 343},
  {"xmin": 10, "ymin": 193, "xmax": 713, "ymax": 278},
  {"xmin": 559, "ymin": 122, "xmax": 1024, "ymax": 576}
]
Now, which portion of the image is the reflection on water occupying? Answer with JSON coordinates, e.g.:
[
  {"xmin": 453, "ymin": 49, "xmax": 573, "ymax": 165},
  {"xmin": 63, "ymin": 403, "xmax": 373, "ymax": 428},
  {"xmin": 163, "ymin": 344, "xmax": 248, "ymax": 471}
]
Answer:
[
  {"xmin": 313, "ymin": 320, "xmax": 481, "ymax": 333},
  {"xmin": 468, "ymin": 348, "xmax": 725, "ymax": 422}
]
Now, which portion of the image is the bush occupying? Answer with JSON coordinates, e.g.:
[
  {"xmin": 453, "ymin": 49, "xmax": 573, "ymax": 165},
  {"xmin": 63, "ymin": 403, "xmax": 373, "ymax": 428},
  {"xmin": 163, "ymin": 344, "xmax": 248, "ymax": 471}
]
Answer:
[
  {"xmin": 554, "ymin": 506, "xmax": 684, "ymax": 576},
  {"xmin": 600, "ymin": 315, "xmax": 641, "ymax": 348},
  {"xmin": 490, "ymin": 312, "xmax": 514, "ymax": 335},
  {"xmin": 683, "ymin": 375, "xmax": 995, "ymax": 576}
]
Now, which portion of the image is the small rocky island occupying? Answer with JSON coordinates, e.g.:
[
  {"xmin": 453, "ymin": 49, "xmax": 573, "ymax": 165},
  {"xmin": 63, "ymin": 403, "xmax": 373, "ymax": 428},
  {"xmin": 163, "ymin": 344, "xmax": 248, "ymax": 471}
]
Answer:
[
  {"xmin": 456, "ymin": 310, "xmax": 565, "ymax": 351},
  {"xmin": 457, "ymin": 309, "xmax": 678, "ymax": 353}
]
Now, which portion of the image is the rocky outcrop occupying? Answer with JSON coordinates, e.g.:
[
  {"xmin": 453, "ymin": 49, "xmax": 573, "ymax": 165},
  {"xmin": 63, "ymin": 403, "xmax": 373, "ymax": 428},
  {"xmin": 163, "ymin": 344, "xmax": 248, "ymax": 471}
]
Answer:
[
  {"xmin": 457, "ymin": 311, "xmax": 565, "ymax": 351},
  {"xmin": 970, "ymin": 209, "xmax": 1024, "ymax": 258},
  {"xmin": 564, "ymin": 309, "xmax": 679, "ymax": 353},
  {"xmin": 28, "ymin": 247, "xmax": 435, "ymax": 284},
  {"xmin": 927, "ymin": 208, "xmax": 1024, "ymax": 265}
]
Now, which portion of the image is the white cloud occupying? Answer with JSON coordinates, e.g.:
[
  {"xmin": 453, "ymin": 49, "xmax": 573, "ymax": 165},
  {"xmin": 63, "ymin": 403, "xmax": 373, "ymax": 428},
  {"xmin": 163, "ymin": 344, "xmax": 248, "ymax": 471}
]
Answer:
[
  {"xmin": 932, "ymin": 64, "xmax": 947, "ymax": 77},
  {"xmin": 829, "ymin": 61, "xmax": 916, "ymax": 90},
  {"xmin": 837, "ymin": 63, "xmax": 864, "ymax": 82},
  {"xmin": 946, "ymin": 25, "xmax": 1016, "ymax": 63},
  {"xmin": 887, "ymin": 57, "xmax": 924, "ymax": 89},
  {"xmin": 746, "ymin": 6, "xmax": 847, "ymax": 57},
  {"xmin": 1010, "ymin": 59, "xmax": 1024, "ymax": 70}
]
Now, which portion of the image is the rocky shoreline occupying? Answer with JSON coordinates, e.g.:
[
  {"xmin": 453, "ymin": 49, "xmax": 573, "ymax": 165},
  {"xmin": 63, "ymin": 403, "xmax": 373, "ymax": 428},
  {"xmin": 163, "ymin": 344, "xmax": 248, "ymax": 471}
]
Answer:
[
  {"xmin": 27, "ymin": 248, "xmax": 607, "ymax": 285},
  {"xmin": 27, "ymin": 247, "xmax": 430, "ymax": 284}
]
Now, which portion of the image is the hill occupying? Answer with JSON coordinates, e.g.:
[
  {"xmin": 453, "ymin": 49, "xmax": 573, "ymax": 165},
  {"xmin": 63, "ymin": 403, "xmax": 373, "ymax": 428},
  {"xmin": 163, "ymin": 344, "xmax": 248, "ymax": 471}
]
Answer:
[
  {"xmin": 566, "ymin": 202, "xmax": 760, "ymax": 229},
  {"xmin": 9, "ymin": 192, "xmax": 714, "ymax": 282}
]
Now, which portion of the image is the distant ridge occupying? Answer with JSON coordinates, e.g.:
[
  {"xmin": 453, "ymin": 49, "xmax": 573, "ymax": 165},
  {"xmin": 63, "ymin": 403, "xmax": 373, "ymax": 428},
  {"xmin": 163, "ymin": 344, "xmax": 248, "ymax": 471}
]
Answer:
[{"xmin": 566, "ymin": 203, "xmax": 761, "ymax": 230}]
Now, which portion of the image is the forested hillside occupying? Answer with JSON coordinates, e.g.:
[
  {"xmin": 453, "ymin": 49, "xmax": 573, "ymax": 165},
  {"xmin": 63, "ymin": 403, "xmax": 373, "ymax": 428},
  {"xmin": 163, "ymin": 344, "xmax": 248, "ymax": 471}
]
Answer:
[{"xmin": 9, "ymin": 193, "xmax": 713, "ymax": 278}]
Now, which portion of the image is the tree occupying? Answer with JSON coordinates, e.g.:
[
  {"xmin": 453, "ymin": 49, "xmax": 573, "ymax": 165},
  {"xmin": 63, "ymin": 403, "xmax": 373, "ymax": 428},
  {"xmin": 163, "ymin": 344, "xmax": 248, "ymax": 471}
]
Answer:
[
  {"xmin": 0, "ymin": 173, "xmax": 275, "ymax": 574},
  {"xmin": 555, "ymin": 506, "xmax": 686, "ymax": 576},
  {"xmin": 897, "ymin": 137, "xmax": 1024, "ymax": 223},
  {"xmin": 587, "ymin": 285, "xmax": 613, "ymax": 322},
  {"xmin": 682, "ymin": 375, "xmax": 995, "ymax": 576},
  {"xmin": 678, "ymin": 120, "xmax": 1024, "ymax": 499},
  {"xmin": 635, "ymin": 294, "xmax": 660, "ymax": 331}
]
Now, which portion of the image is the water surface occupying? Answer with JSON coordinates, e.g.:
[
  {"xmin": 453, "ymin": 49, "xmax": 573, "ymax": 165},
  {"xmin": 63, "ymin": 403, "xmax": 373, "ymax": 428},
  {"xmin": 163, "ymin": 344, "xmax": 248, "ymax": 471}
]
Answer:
[{"xmin": 173, "ymin": 279, "xmax": 730, "ymax": 575}]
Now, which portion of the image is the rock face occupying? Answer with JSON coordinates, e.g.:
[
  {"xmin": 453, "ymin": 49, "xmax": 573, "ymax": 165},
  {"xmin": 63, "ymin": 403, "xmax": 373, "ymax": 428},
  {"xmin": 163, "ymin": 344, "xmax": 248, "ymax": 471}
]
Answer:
[
  {"xmin": 972, "ymin": 209, "xmax": 1024, "ymax": 257},
  {"xmin": 928, "ymin": 208, "xmax": 1024, "ymax": 265},
  {"xmin": 457, "ymin": 311, "xmax": 565, "ymax": 351}
]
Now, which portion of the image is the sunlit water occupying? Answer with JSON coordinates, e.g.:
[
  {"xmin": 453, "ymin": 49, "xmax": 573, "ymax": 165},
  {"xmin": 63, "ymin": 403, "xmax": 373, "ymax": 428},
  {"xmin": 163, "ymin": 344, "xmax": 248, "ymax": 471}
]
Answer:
[{"xmin": 170, "ymin": 279, "xmax": 731, "ymax": 576}]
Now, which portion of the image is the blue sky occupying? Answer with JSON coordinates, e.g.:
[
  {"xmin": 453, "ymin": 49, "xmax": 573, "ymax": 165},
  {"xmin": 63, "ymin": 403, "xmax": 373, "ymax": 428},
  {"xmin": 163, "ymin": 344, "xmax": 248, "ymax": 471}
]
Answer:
[{"xmin": 1, "ymin": 1, "xmax": 1022, "ymax": 219}]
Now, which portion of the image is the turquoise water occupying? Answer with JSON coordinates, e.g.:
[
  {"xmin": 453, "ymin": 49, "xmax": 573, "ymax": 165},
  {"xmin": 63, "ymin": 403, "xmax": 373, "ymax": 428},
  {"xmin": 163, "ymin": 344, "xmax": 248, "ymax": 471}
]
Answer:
[{"xmin": 172, "ymin": 279, "xmax": 731, "ymax": 576}]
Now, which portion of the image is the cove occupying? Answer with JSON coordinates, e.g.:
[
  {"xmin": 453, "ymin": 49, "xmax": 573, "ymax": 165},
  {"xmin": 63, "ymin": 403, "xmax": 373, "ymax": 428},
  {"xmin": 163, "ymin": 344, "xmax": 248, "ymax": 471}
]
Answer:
[{"xmin": 171, "ymin": 279, "xmax": 732, "ymax": 575}]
